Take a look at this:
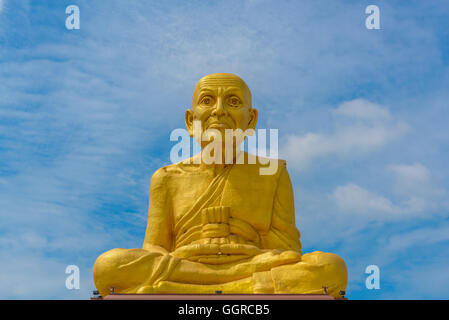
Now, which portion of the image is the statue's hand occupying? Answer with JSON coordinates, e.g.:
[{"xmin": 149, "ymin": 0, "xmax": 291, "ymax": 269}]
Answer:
[
  {"xmin": 201, "ymin": 206, "xmax": 230, "ymax": 225},
  {"xmin": 201, "ymin": 206, "xmax": 231, "ymax": 240},
  {"xmin": 200, "ymin": 206, "xmax": 261, "ymax": 246},
  {"xmin": 172, "ymin": 242, "xmax": 264, "ymax": 264}
]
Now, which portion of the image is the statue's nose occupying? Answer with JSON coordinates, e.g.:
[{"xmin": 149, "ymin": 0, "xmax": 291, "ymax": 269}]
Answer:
[{"xmin": 212, "ymin": 98, "xmax": 227, "ymax": 117}]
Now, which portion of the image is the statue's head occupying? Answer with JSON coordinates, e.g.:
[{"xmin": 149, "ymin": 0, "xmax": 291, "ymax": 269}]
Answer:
[{"xmin": 185, "ymin": 73, "xmax": 258, "ymax": 145}]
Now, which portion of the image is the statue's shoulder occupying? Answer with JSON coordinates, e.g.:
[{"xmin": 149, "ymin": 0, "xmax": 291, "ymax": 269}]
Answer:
[
  {"xmin": 151, "ymin": 158, "xmax": 199, "ymax": 181},
  {"xmin": 152, "ymin": 163, "xmax": 184, "ymax": 179}
]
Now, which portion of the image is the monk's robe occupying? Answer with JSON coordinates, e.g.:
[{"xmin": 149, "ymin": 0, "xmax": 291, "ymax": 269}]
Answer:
[{"xmin": 93, "ymin": 153, "xmax": 347, "ymax": 297}]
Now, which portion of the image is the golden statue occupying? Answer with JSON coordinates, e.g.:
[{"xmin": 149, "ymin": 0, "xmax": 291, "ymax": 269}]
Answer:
[{"xmin": 93, "ymin": 73, "xmax": 347, "ymax": 298}]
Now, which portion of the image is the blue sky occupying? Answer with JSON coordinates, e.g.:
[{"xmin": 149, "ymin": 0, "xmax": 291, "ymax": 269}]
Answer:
[{"xmin": 0, "ymin": 0, "xmax": 448, "ymax": 299}]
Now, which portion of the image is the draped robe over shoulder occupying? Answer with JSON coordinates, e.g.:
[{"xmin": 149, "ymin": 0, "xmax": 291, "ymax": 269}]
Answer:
[{"xmin": 93, "ymin": 153, "xmax": 347, "ymax": 297}]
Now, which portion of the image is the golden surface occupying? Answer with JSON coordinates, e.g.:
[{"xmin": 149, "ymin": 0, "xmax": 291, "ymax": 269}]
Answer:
[{"xmin": 93, "ymin": 73, "xmax": 348, "ymax": 298}]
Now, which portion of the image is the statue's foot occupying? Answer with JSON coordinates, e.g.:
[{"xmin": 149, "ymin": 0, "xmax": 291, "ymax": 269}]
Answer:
[{"xmin": 270, "ymin": 251, "xmax": 348, "ymax": 298}]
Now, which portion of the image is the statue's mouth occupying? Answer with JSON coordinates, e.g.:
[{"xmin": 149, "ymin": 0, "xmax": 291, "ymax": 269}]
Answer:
[
  {"xmin": 206, "ymin": 118, "xmax": 234, "ymax": 130},
  {"xmin": 208, "ymin": 123, "xmax": 230, "ymax": 129}
]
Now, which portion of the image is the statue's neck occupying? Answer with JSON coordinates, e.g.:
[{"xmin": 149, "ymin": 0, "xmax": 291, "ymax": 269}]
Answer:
[
  {"xmin": 198, "ymin": 142, "xmax": 244, "ymax": 166},
  {"xmin": 188, "ymin": 150, "xmax": 242, "ymax": 176}
]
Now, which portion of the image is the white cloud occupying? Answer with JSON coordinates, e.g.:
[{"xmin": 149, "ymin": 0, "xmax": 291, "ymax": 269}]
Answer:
[
  {"xmin": 390, "ymin": 162, "xmax": 431, "ymax": 185},
  {"xmin": 332, "ymin": 183, "xmax": 401, "ymax": 216},
  {"xmin": 333, "ymin": 99, "xmax": 392, "ymax": 121},
  {"xmin": 386, "ymin": 224, "xmax": 449, "ymax": 252},
  {"xmin": 389, "ymin": 163, "xmax": 448, "ymax": 213},
  {"xmin": 389, "ymin": 163, "xmax": 445, "ymax": 197},
  {"xmin": 330, "ymin": 163, "xmax": 448, "ymax": 222},
  {"xmin": 282, "ymin": 99, "xmax": 409, "ymax": 171}
]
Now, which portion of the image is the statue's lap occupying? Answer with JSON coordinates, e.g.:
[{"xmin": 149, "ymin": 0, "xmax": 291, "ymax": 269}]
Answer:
[{"xmin": 93, "ymin": 246, "xmax": 347, "ymax": 297}]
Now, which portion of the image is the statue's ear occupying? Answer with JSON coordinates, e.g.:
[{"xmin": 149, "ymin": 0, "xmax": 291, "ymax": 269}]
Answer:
[
  {"xmin": 185, "ymin": 108, "xmax": 194, "ymax": 137},
  {"xmin": 248, "ymin": 108, "xmax": 258, "ymax": 131}
]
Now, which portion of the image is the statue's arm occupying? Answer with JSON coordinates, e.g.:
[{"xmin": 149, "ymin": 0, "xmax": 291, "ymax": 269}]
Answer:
[
  {"xmin": 142, "ymin": 168, "xmax": 173, "ymax": 251},
  {"xmin": 263, "ymin": 162, "xmax": 302, "ymax": 252}
]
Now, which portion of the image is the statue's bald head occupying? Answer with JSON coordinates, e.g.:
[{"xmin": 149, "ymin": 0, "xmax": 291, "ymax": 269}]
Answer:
[
  {"xmin": 192, "ymin": 73, "xmax": 252, "ymax": 109},
  {"xmin": 186, "ymin": 73, "xmax": 258, "ymax": 140}
]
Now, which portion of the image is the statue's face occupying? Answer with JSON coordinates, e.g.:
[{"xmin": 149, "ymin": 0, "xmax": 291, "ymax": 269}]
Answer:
[{"xmin": 186, "ymin": 73, "xmax": 258, "ymax": 142}]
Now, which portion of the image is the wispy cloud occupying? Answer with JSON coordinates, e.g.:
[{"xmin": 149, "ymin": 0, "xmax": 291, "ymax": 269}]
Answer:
[
  {"xmin": 389, "ymin": 163, "xmax": 446, "ymax": 197},
  {"xmin": 385, "ymin": 224, "xmax": 449, "ymax": 252},
  {"xmin": 333, "ymin": 183, "xmax": 401, "ymax": 216},
  {"xmin": 334, "ymin": 99, "xmax": 392, "ymax": 122},
  {"xmin": 282, "ymin": 99, "xmax": 409, "ymax": 171},
  {"xmin": 331, "ymin": 162, "xmax": 448, "ymax": 220}
]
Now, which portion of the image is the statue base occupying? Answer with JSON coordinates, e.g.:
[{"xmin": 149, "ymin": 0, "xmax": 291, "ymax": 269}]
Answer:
[{"xmin": 94, "ymin": 294, "xmax": 340, "ymax": 300}]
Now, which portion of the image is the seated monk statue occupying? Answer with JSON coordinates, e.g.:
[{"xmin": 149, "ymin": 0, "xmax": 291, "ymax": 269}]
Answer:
[{"xmin": 93, "ymin": 73, "xmax": 348, "ymax": 298}]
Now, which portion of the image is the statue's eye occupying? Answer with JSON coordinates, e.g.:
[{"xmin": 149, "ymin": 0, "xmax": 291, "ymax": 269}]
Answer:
[
  {"xmin": 200, "ymin": 96, "xmax": 214, "ymax": 106},
  {"xmin": 227, "ymin": 96, "xmax": 241, "ymax": 107}
]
